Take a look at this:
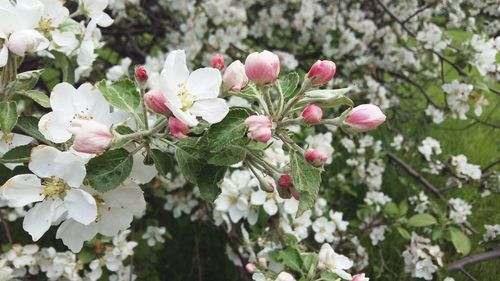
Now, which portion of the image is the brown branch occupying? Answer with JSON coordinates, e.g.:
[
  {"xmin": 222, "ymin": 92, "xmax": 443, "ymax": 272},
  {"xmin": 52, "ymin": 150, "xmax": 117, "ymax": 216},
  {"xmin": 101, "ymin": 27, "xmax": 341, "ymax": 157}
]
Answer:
[
  {"xmin": 0, "ymin": 213, "xmax": 13, "ymax": 244},
  {"xmin": 385, "ymin": 151, "xmax": 445, "ymax": 200},
  {"xmin": 447, "ymin": 248, "xmax": 500, "ymax": 273}
]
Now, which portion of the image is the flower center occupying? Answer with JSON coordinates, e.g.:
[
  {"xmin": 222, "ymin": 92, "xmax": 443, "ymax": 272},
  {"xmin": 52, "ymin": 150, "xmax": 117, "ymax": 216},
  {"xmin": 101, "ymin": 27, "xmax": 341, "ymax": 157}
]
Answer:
[
  {"xmin": 41, "ymin": 177, "xmax": 67, "ymax": 198},
  {"xmin": 39, "ymin": 18, "xmax": 53, "ymax": 33},
  {"xmin": 178, "ymin": 89, "xmax": 195, "ymax": 111}
]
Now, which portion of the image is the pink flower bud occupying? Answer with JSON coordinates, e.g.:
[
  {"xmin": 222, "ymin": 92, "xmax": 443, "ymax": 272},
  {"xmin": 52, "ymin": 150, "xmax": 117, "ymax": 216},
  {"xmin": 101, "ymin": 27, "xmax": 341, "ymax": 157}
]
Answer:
[
  {"xmin": 135, "ymin": 66, "xmax": 148, "ymax": 81},
  {"xmin": 210, "ymin": 53, "xmax": 225, "ymax": 70},
  {"xmin": 222, "ymin": 60, "xmax": 248, "ymax": 91},
  {"xmin": 245, "ymin": 263, "xmax": 257, "ymax": 273},
  {"xmin": 8, "ymin": 29, "xmax": 48, "ymax": 56},
  {"xmin": 144, "ymin": 89, "xmax": 171, "ymax": 115},
  {"xmin": 244, "ymin": 50, "xmax": 280, "ymax": 85},
  {"xmin": 244, "ymin": 115, "xmax": 272, "ymax": 142},
  {"xmin": 302, "ymin": 104, "xmax": 323, "ymax": 125},
  {"xmin": 68, "ymin": 120, "xmax": 113, "ymax": 154},
  {"xmin": 345, "ymin": 104, "xmax": 386, "ymax": 133},
  {"xmin": 305, "ymin": 149, "xmax": 328, "ymax": 167},
  {"xmin": 307, "ymin": 60, "xmax": 336, "ymax": 85},
  {"xmin": 169, "ymin": 117, "xmax": 189, "ymax": 139},
  {"xmin": 352, "ymin": 273, "xmax": 369, "ymax": 281},
  {"xmin": 278, "ymin": 175, "xmax": 293, "ymax": 189},
  {"xmin": 276, "ymin": 271, "xmax": 295, "ymax": 281}
]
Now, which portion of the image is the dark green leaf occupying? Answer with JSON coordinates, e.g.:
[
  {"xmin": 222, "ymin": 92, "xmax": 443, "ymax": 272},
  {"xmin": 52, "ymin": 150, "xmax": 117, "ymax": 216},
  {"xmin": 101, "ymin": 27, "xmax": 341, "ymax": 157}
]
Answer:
[
  {"xmin": 1, "ymin": 145, "xmax": 32, "ymax": 163},
  {"xmin": 278, "ymin": 72, "xmax": 300, "ymax": 99},
  {"xmin": 150, "ymin": 149, "xmax": 173, "ymax": 176},
  {"xmin": 16, "ymin": 116, "xmax": 50, "ymax": 144},
  {"xmin": 86, "ymin": 148, "xmax": 133, "ymax": 192},
  {"xmin": 175, "ymin": 139, "xmax": 205, "ymax": 183},
  {"xmin": 290, "ymin": 151, "xmax": 321, "ymax": 216},
  {"xmin": 207, "ymin": 145, "xmax": 246, "ymax": 166},
  {"xmin": 206, "ymin": 108, "xmax": 250, "ymax": 152},
  {"xmin": 197, "ymin": 165, "xmax": 227, "ymax": 201}
]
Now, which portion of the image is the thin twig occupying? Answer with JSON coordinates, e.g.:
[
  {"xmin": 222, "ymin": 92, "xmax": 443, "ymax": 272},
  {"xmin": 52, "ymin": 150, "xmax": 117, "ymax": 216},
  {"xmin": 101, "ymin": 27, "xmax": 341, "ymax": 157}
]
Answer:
[
  {"xmin": 0, "ymin": 213, "xmax": 13, "ymax": 244},
  {"xmin": 385, "ymin": 151, "xmax": 445, "ymax": 200},
  {"xmin": 447, "ymin": 248, "xmax": 500, "ymax": 273}
]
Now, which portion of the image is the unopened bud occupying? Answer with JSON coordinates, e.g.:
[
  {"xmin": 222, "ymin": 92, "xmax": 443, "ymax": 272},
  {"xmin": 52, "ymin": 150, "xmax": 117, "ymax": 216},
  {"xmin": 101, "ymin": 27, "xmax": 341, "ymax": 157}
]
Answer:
[
  {"xmin": 144, "ymin": 89, "xmax": 171, "ymax": 115},
  {"xmin": 307, "ymin": 60, "xmax": 336, "ymax": 86},
  {"xmin": 68, "ymin": 120, "xmax": 113, "ymax": 154},
  {"xmin": 210, "ymin": 53, "xmax": 225, "ymax": 70},
  {"xmin": 135, "ymin": 66, "xmax": 148, "ymax": 82},
  {"xmin": 302, "ymin": 104, "xmax": 323, "ymax": 125},
  {"xmin": 169, "ymin": 116, "xmax": 189, "ymax": 139},
  {"xmin": 305, "ymin": 149, "xmax": 328, "ymax": 167}
]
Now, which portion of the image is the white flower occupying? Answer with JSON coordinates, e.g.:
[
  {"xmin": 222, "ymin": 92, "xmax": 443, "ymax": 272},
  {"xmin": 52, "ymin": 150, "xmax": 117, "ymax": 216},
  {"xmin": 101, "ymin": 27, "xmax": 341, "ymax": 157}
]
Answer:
[
  {"xmin": 369, "ymin": 225, "xmax": 387, "ymax": 246},
  {"xmin": 214, "ymin": 170, "xmax": 257, "ymax": 223},
  {"xmin": 448, "ymin": 198, "xmax": 472, "ymax": 224},
  {"xmin": 317, "ymin": 243, "xmax": 353, "ymax": 280},
  {"xmin": 106, "ymin": 57, "xmax": 132, "ymax": 81},
  {"xmin": 39, "ymin": 82, "xmax": 124, "ymax": 143},
  {"xmin": 160, "ymin": 50, "xmax": 229, "ymax": 127},
  {"xmin": 418, "ymin": 137, "xmax": 442, "ymax": 162},
  {"xmin": 483, "ymin": 224, "xmax": 500, "ymax": 241},
  {"xmin": 142, "ymin": 226, "xmax": 166, "ymax": 247},
  {"xmin": 329, "ymin": 211, "xmax": 348, "ymax": 232},
  {"xmin": 251, "ymin": 189, "xmax": 279, "ymax": 216},
  {"xmin": 312, "ymin": 217, "xmax": 336, "ymax": 243},
  {"xmin": 55, "ymin": 181, "xmax": 146, "ymax": 252},
  {"xmin": 451, "ymin": 154, "xmax": 481, "ymax": 180},
  {"xmin": 416, "ymin": 23, "xmax": 449, "ymax": 52},
  {"xmin": 80, "ymin": 0, "xmax": 114, "ymax": 27},
  {"xmin": 5, "ymin": 244, "xmax": 38, "ymax": 268},
  {"xmin": 0, "ymin": 146, "xmax": 97, "ymax": 242}
]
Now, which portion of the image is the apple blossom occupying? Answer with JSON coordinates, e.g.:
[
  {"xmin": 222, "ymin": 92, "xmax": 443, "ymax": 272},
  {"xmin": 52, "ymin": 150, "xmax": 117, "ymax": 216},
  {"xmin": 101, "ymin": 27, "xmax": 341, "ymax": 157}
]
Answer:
[
  {"xmin": 68, "ymin": 120, "xmax": 113, "ymax": 154},
  {"xmin": 0, "ymin": 131, "xmax": 34, "ymax": 170},
  {"xmin": 307, "ymin": 60, "xmax": 336, "ymax": 85},
  {"xmin": 317, "ymin": 243, "xmax": 353, "ymax": 280},
  {"xmin": 159, "ymin": 50, "xmax": 229, "ymax": 127},
  {"xmin": 305, "ymin": 149, "xmax": 328, "ymax": 167},
  {"xmin": 344, "ymin": 104, "xmax": 386, "ymax": 133},
  {"xmin": 169, "ymin": 116, "xmax": 190, "ymax": 139},
  {"xmin": 135, "ymin": 65, "xmax": 148, "ymax": 81},
  {"xmin": 275, "ymin": 271, "xmax": 295, "ymax": 281},
  {"xmin": 211, "ymin": 53, "xmax": 224, "ymax": 70},
  {"xmin": 144, "ymin": 89, "xmax": 171, "ymax": 115},
  {"xmin": 245, "ymin": 263, "xmax": 257, "ymax": 273},
  {"xmin": 7, "ymin": 29, "xmax": 49, "ymax": 56},
  {"xmin": 244, "ymin": 115, "xmax": 272, "ymax": 142},
  {"xmin": 302, "ymin": 104, "xmax": 323, "ymax": 125},
  {"xmin": 244, "ymin": 50, "xmax": 280, "ymax": 84},
  {"xmin": 0, "ymin": 146, "xmax": 97, "ymax": 242},
  {"xmin": 222, "ymin": 60, "xmax": 249, "ymax": 91},
  {"xmin": 278, "ymin": 175, "xmax": 293, "ymax": 189},
  {"xmin": 39, "ymin": 82, "xmax": 125, "ymax": 143}
]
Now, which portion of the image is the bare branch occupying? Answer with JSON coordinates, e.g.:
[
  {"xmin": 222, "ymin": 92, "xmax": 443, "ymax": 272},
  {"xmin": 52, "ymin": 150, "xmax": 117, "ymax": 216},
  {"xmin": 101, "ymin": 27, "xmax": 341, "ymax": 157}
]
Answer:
[{"xmin": 448, "ymin": 248, "xmax": 500, "ymax": 273}]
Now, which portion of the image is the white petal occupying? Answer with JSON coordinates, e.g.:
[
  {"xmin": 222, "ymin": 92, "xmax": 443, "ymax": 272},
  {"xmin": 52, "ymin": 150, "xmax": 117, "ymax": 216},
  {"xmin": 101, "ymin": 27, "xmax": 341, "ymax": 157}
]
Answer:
[
  {"xmin": 38, "ymin": 111, "xmax": 72, "ymax": 143},
  {"xmin": 167, "ymin": 103, "xmax": 198, "ymax": 127},
  {"xmin": 97, "ymin": 207, "xmax": 133, "ymax": 237},
  {"xmin": 0, "ymin": 174, "xmax": 44, "ymax": 207},
  {"xmin": 23, "ymin": 199, "xmax": 58, "ymax": 241},
  {"xmin": 64, "ymin": 189, "xmax": 97, "ymax": 225},
  {"xmin": 29, "ymin": 146, "xmax": 86, "ymax": 187},
  {"xmin": 189, "ymin": 98, "xmax": 229, "ymax": 124},
  {"xmin": 129, "ymin": 152, "xmax": 157, "ymax": 184},
  {"xmin": 332, "ymin": 269, "xmax": 352, "ymax": 280},
  {"xmin": 103, "ymin": 182, "xmax": 146, "ymax": 217},
  {"xmin": 50, "ymin": 82, "xmax": 77, "ymax": 116},
  {"xmin": 263, "ymin": 200, "xmax": 278, "ymax": 216},
  {"xmin": 0, "ymin": 44, "xmax": 8, "ymax": 67},
  {"xmin": 56, "ymin": 219, "xmax": 98, "ymax": 253},
  {"xmin": 250, "ymin": 190, "xmax": 266, "ymax": 205},
  {"xmin": 186, "ymin": 68, "xmax": 222, "ymax": 99},
  {"xmin": 160, "ymin": 50, "xmax": 189, "ymax": 96}
]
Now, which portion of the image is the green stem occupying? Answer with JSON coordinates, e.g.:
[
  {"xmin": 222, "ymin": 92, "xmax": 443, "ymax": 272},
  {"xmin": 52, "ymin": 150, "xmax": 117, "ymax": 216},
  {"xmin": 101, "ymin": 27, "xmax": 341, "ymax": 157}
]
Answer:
[
  {"xmin": 280, "ymin": 78, "xmax": 312, "ymax": 119},
  {"xmin": 140, "ymin": 87, "xmax": 149, "ymax": 130},
  {"xmin": 115, "ymin": 118, "xmax": 168, "ymax": 142}
]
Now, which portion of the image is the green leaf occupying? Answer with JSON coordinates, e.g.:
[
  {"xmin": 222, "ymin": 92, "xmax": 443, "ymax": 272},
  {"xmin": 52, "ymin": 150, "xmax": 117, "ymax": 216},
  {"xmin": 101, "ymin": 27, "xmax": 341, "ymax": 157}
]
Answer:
[
  {"xmin": 17, "ymin": 90, "xmax": 50, "ymax": 108},
  {"xmin": 0, "ymin": 101, "xmax": 18, "ymax": 133},
  {"xmin": 206, "ymin": 108, "xmax": 250, "ymax": 152},
  {"xmin": 150, "ymin": 149, "xmax": 173, "ymax": 176},
  {"xmin": 1, "ymin": 145, "xmax": 31, "ymax": 163},
  {"xmin": 397, "ymin": 227, "xmax": 411, "ymax": 240},
  {"xmin": 86, "ymin": 148, "xmax": 133, "ymax": 192},
  {"xmin": 408, "ymin": 213, "xmax": 437, "ymax": 227},
  {"xmin": 97, "ymin": 79, "xmax": 140, "ymax": 112},
  {"xmin": 197, "ymin": 165, "xmax": 227, "ymax": 201},
  {"xmin": 10, "ymin": 69, "xmax": 44, "ymax": 92},
  {"xmin": 301, "ymin": 253, "xmax": 318, "ymax": 278},
  {"xmin": 449, "ymin": 227, "xmax": 471, "ymax": 255},
  {"xmin": 303, "ymin": 88, "xmax": 354, "ymax": 108},
  {"xmin": 290, "ymin": 151, "xmax": 322, "ymax": 216},
  {"xmin": 207, "ymin": 145, "xmax": 246, "ymax": 166},
  {"xmin": 274, "ymin": 248, "xmax": 303, "ymax": 273},
  {"xmin": 16, "ymin": 116, "xmax": 50, "ymax": 144},
  {"xmin": 175, "ymin": 139, "xmax": 205, "ymax": 184},
  {"xmin": 278, "ymin": 72, "xmax": 300, "ymax": 99},
  {"xmin": 383, "ymin": 202, "xmax": 399, "ymax": 218}
]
